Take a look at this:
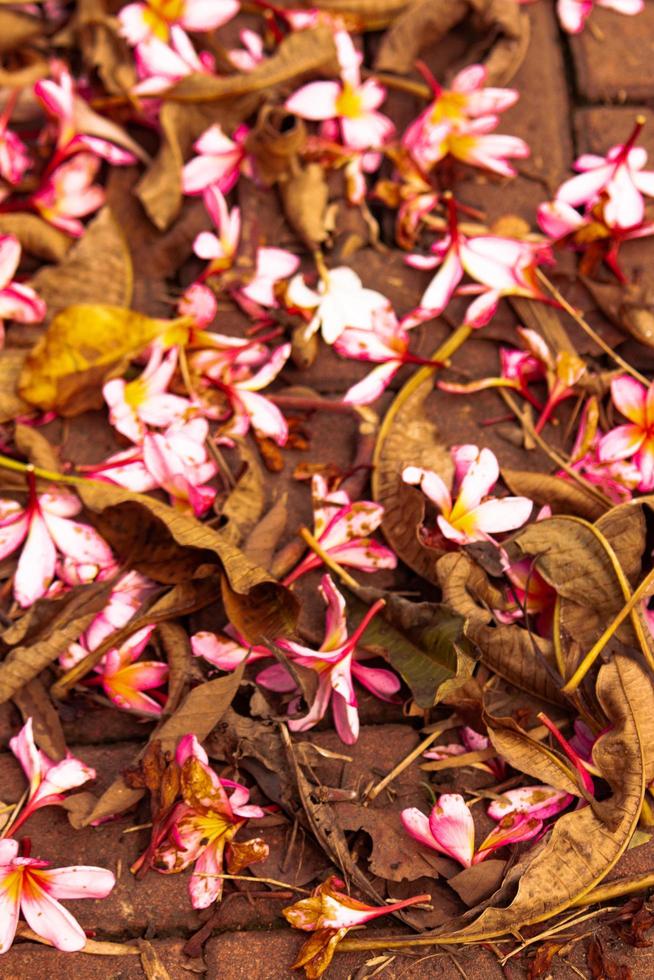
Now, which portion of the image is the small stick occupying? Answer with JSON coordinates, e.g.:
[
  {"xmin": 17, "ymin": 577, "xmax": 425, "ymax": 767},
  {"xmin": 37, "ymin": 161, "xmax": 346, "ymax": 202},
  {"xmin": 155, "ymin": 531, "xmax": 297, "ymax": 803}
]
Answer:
[{"xmin": 364, "ymin": 721, "xmax": 455, "ymax": 804}]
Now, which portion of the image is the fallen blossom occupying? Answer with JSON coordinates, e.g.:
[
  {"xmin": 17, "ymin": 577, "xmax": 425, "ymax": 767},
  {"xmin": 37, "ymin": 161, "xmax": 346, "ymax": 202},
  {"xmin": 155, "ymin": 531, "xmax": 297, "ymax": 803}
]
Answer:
[
  {"xmin": 599, "ymin": 375, "xmax": 654, "ymax": 490},
  {"xmin": 401, "ymin": 794, "xmax": 476, "ymax": 867},
  {"xmin": 228, "ymin": 29, "xmax": 265, "ymax": 72},
  {"xmin": 147, "ymin": 734, "xmax": 267, "ymax": 909},
  {"xmin": 557, "ymin": 0, "xmax": 643, "ymax": 34},
  {"xmin": 7, "ymin": 718, "xmax": 95, "ymax": 835},
  {"xmin": 191, "ymin": 626, "xmax": 272, "ymax": 671},
  {"xmin": 30, "ymin": 152, "xmax": 105, "ymax": 236},
  {"xmin": 0, "ymin": 95, "xmax": 30, "ymax": 189},
  {"xmin": 0, "ymin": 481, "xmax": 114, "ymax": 607},
  {"xmin": 119, "ymin": 0, "xmax": 238, "ymax": 46},
  {"xmin": 287, "ymin": 266, "xmax": 392, "ymax": 345},
  {"xmin": 283, "ymin": 875, "xmax": 430, "ymax": 978},
  {"xmin": 285, "ymin": 31, "xmax": 394, "ymax": 152},
  {"xmin": 182, "ymin": 124, "xmax": 249, "ymax": 196},
  {"xmin": 283, "ymin": 474, "xmax": 397, "ymax": 584},
  {"xmin": 403, "ymin": 445, "xmax": 533, "ymax": 546},
  {"xmin": 96, "ymin": 625, "xmax": 167, "ymax": 716},
  {"xmin": 0, "ymin": 838, "xmax": 115, "ymax": 954},
  {"xmin": 0, "ymin": 234, "xmax": 46, "ymax": 346},
  {"xmin": 133, "ymin": 26, "xmax": 216, "ymax": 95},
  {"xmin": 270, "ymin": 575, "xmax": 400, "ymax": 744}
]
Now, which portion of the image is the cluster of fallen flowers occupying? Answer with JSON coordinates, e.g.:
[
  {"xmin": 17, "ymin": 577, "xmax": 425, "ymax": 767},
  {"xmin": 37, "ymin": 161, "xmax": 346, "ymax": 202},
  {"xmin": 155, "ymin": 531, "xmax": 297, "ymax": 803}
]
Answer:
[{"xmin": 0, "ymin": 0, "xmax": 654, "ymax": 974}]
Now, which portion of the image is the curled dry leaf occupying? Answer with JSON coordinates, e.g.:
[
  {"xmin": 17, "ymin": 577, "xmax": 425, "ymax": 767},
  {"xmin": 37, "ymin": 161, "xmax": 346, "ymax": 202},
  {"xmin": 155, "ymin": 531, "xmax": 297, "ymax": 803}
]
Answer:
[
  {"xmin": 76, "ymin": 0, "xmax": 137, "ymax": 95},
  {"xmin": 18, "ymin": 305, "xmax": 178, "ymax": 415},
  {"xmin": 437, "ymin": 552, "xmax": 567, "ymax": 705},
  {"xmin": 157, "ymin": 620, "xmax": 192, "ymax": 717},
  {"xmin": 242, "ymin": 492, "xmax": 289, "ymax": 572},
  {"xmin": 82, "ymin": 666, "xmax": 244, "ymax": 825},
  {"xmin": 0, "ymin": 9, "xmax": 42, "ymax": 53},
  {"xmin": 279, "ymin": 162, "xmax": 329, "ymax": 251},
  {"xmin": 245, "ymin": 105, "xmax": 307, "ymax": 187},
  {"xmin": 375, "ymin": 0, "xmax": 529, "ymax": 85},
  {"xmin": 12, "ymin": 676, "xmax": 67, "ymax": 761},
  {"xmin": 29, "ymin": 208, "xmax": 133, "ymax": 323},
  {"xmin": 484, "ymin": 713, "xmax": 583, "ymax": 797},
  {"xmin": 0, "ymin": 214, "xmax": 72, "ymax": 262},
  {"xmin": 502, "ymin": 469, "xmax": 607, "ymax": 522},
  {"xmin": 435, "ymin": 655, "xmax": 650, "ymax": 940},
  {"xmin": 0, "ymin": 350, "xmax": 30, "ymax": 423},
  {"xmin": 581, "ymin": 274, "xmax": 654, "ymax": 350},
  {"xmin": 167, "ymin": 27, "xmax": 339, "ymax": 102},
  {"xmin": 372, "ymin": 373, "xmax": 452, "ymax": 582},
  {"xmin": 220, "ymin": 440, "xmax": 267, "ymax": 547}
]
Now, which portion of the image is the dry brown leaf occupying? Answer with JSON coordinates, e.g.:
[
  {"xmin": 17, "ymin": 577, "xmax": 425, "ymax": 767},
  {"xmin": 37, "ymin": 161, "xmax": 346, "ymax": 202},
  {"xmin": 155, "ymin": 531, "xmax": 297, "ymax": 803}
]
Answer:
[
  {"xmin": 242, "ymin": 492, "xmax": 289, "ymax": 572},
  {"xmin": 448, "ymin": 861, "xmax": 506, "ymax": 908},
  {"xmin": 0, "ymin": 580, "xmax": 114, "ymax": 704},
  {"xmin": 0, "ymin": 9, "xmax": 41, "ymax": 51},
  {"xmin": 245, "ymin": 105, "xmax": 307, "ymax": 186},
  {"xmin": 279, "ymin": 162, "xmax": 329, "ymax": 251},
  {"xmin": 375, "ymin": 0, "xmax": 529, "ymax": 84},
  {"xmin": 484, "ymin": 714, "xmax": 583, "ymax": 796},
  {"xmin": 0, "ymin": 350, "xmax": 30, "ymax": 423},
  {"xmin": 18, "ymin": 305, "xmax": 175, "ymax": 415},
  {"xmin": 306, "ymin": 0, "xmax": 410, "ymax": 29},
  {"xmin": 435, "ymin": 655, "xmax": 650, "ymax": 940},
  {"xmin": 502, "ymin": 469, "xmax": 606, "ymax": 522},
  {"xmin": 372, "ymin": 377, "xmax": 452, "ymax": 582},
  {"xmin": 29, "ymin": 208, "xmax": 133, "ymax": 322},
  {"xmin": 157, "ymin": 620, "xmax": 191, "ymax": 717},
  {"xmin": 12, "ymin": 676, "xmax": 67, "ymax": 760},
  {"xmin": 76, "ymin": 0, "xmax": 137, "ymax": 96},
  {"xmin": 14, "ymin": 422, "xmax": 60, "ymax": 472},
  {"xmin": 581, "ymin": 274, "xmax": 654, "ymax": 350},
  {"xmin": 220, "ymin": 440, "xmax": 267, "ymax": 546},
  {"xmin": 0, "ymin": 214, "xmax": 72, "ymax": 262},
  {"xmin": 82, "ymin": 667, "xmax": 244, "ymax": 825},
  {"xmin": 167, "ymin": 27, "xmax": 339, "ymax": 102}
]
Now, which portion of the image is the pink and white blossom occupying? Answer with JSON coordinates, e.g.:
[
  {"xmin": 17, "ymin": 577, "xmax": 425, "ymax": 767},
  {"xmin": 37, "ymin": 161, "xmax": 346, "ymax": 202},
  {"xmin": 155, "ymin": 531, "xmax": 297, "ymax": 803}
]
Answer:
[
  {"xmin": 182, "ymin": 124, "xmax": 249, "ymax": 196},
  {"xmin": 401, "ymin": 794, "xmax": 475, "ymax": 867},
  {"xmin": 283, "ymin": 474, "xmax": 397, "ymax": 584},
  {"xmin": 271, "ymin": 575, "xmax": 400, "ymax": 744},
  {"xmin": 0, "ymin": 839, "xmax": 115, "ymax": 954},
  {"xmin": 228, "ymin": 30, "xmax": 265, "ymax": 72},
  {"xmin": 599, "ymin": 375, "xmax": 654, "ymax": 491},
  {"xmin": 403, "ymin": 445, "xmax": 533, "ymax": 546},
  {"xmin": 287, "ymin": 266, "xmax": 392, "ymax": 345},
  {"xmin": 30, "ymin": 153, "xmax": 105, "ymax": 236},
  {"xmin": 133, "ymin": 26, "xmax": 216, "ymax": 96},
  {"xmin": 98, "ymin": 625, "xmax": 167, "ymax": 715},
  {"xmin": 0, "ymin": 483, "xmax": 114, "ymax": 607},
  {"xmin": 0, "ymin": 235, "xmax": 46, "ymax": 346},
  {"xmin": 191, "ymin": 626, "xmax": 272, "ymax": 671},
  {"xmin": 557, "ymin": 0, "xmax": 643, "ymax": 34},
  {"xmin": 285, "ymin": 31, "xmax": 394, "ymax": 152},
  {"xmin": 119, "ymin": 0, "xmax": 238, "ymax": 46},
  {"xmin": 0, "ymin": 94, "xmax": 30, "ymax": 188}
]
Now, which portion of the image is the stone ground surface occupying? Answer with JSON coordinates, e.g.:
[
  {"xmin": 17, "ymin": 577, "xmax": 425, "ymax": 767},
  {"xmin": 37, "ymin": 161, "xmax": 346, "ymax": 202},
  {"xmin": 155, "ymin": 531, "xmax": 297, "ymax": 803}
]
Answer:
[{"xmin": 4, "ymin": 2, "xmax": 654, "ymax": 977}]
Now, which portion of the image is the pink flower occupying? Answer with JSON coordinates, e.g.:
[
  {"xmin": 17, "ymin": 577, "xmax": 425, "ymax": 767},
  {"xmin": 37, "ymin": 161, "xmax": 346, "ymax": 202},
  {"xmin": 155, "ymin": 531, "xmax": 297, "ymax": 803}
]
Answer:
[
  {"xmin": 271, "ymin": 575, "xmax": 399, "ymax": 744},
  {"xmin": 559, "ymin": 398, "xmax": 640, "ymax": 503},
  {"xmin": 103, "ymin": 344, "xmax": 193, "ymax": 444},
  {"xmin": 285, "ymin": 31, "xmax": 394, "ymax": 152},
  {"xmin": 133, "ymin": 26, "xmax": 216, "ymax": 96},
  {"xmin": 283, "ymin": 474, "xmax": 397, "ymax": 585},
  {"xmin": 286, "ymin": 266, "xmax": 391, "ymax": 345},
  {"xmin": 0, "ymin": 839, "xmax": 115, "ymax": 954},
  {"xmin": 119, "ymin": 0, "xmax": 238, "ymax": 46},
  {"xmin": 228, "ymin": 29, "xmax": 265, "ymax": 72},
  {"xmin": 405, "ymin": 197, "xmax": 552, "ymax": 327},
  {"xmin": 145, "ymin": 734, "xmax": 267, "ymax": 909},
  {"xmin": 182, "ymin": 124, "xmax": 249, "ymax": 196},
  {"xmin": 0, "ymin": 482, "xmax": 114, "ymax": 607},
  {"xmin": 599, "ymin": 376, "xmax": 654, "ymax": 491},
  {"xmin": 98, "ymin": 625, "xmax": 167, "ymax": 715},
  {"xmin": 402, "ymin": 63, "xmax": 523, "ymax": 175},
  {"xmin": 557, "ymin": 0, "xmax": 643, "ymax": 34},
  {"xmin": 487, "ymin": 785, "xmax": 573, "ymax": 823},
  {"xmin": 424, "ymin": 725, "xmax": 506, "ymax": 780},
  {"xmin": 283, "ymin": 874, "xmax": 429, "ymax": 976},
  {"xmin": 403, "ymin": 445, "xmax": 533, "ymax": 547},
  {"xmin": 191, "ymin": 626, "xmax": 272, "ymax": 671},
  {"xmin": 555, "ymin": 118, "xmax": 654, "ymax": 229},
  {"xmin": 0, "ymin": 235, "xmax": 46, "ymax": 346},
  {"xmin": 30, "ymin": 153, "xmax": 104, "ymax": 236},
  {"xmin": 437, "ymin": 339, "xmax": 545, "ymax": 412},
  {"xmin": 0, "ymin": 94, "xmax": 30, "ymax": 187},
  {"xmin": 177, "ymin": 282, "xmax": 217, "ymax": 327},
  {"xmin": 193, "ymin": 341, "xmax": 291, "ymax": 445},
  {"xmin": 401, "ymin": 794, "xmax": 476, "ymax": 867},
  {"xmin": 7, "ymin": 718, "xmax": 95, "ymax": 835},
  {"xmin": 89, "ymin": 417, "xmax": 218, "ymax": 516},
  {"xmin": 35, "ymin": 63, "xmax": 137, "ymax": 166}
]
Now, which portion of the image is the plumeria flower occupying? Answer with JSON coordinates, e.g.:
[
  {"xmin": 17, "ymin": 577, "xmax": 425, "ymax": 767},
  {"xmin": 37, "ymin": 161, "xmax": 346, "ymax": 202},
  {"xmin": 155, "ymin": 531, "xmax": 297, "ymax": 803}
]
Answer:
[
  {"xmin": 555, "ymin": 118, "xmax": 654, "ymax": 230},
  {"xmin": 182, "ymin": 124, "xmax": 249, "ymax": 196},
  {"xmin": 0, "ymin": 481, "xmax": 114, "ymax": 607},
  {"xmin": 192, "ymin": 341, "xmax": 291, "ymax": 445},
  {"xmin": 402, "ymin": 63, "xmax": 523, "ymax": 175},
  {"xmin": 599, "ymin": 375, "xmax": 654, "ymax": 491},
  {"xmin": 285, "ymin": 30, "xmax": 394, "ymax": 152},
  {"xmin": 269, "ymin": 575, "xmax": 400, "ymax": 744},
  {"xmin": 0, "ymin": 234, "xmax": 46, "ymax": 347},
  {"xmin": 557, "ymin": 0, "xmax": 643, "ymax": 34},
  {"xmin": 103, "ymin": 344, "xmax": 193, "ymax": 444},
  {"xmin": 283, "ymin": 474, "xmax": 397, "ymax": 585},
  {"xmin": 62, "ymin": 570, "xmax": 157, "ymax": 670},
  {"xmin": 88, "ymin": 417, "xmax": 218, "ymax": 516},
  {"xmin": 133, "ymin": 26, "xmax": 216, "ymax": 96},
  {"xmin": 336, "ymin": 307, "xmax": 438, "ymax": 405},
  {"xmin": 561, "ymin": 398, "xmax": 639, "ymax": 503},
  {"xmin": 7, "ymin": 718, "xmax": 96, "ymax": 836},
  {"xmin": 34, "ymin": 63, "xmax": 137, "ymax": 166},
  {"xmin": 403, "ymin": 445, "xmax": 533, "ymax": 547},
  {"xmin": 283, "ymin": 875, "xmax": 430, "ymax": 978},
  {"xmin": 404, "ymin": 196, "xmax": 553, "ymax": 328},
  {"xmin": 96, "ymin": 625, "xmax": 167, "ymax": 716},
  {"xmin": 496, "ymin": 556, "xmax": 557, "ymax": 635},
  {"xmin": 286, "ymin": 266, "xmax": 391, "ymax": 345},
  {"xmin": 30, "ymin": 153, "xmax": 104, "ymax": 236},
  {"xmin": 177, "ymin": 281, "xmax": 218, "ymax": 327},
  {"xmin": 228, "ymin": 29, "xmax": 265, "ymax": 72},
  {"xmin": 401, "ymin": 794, "xmax": 476, "ymax": 867},
  {"xmin": 193, "ymin": 186, "xmax": 300, "ymax": 308},
  {"xmin": 119, "ymin": 0, "xmax": 238, "ymax": 46},
  {"xmin": 0, "ymin": 839, "xmax": 115, "ymax": 954},
  {"xmin": 145, "ymin": 734, "xmax": 267, "ymax": 909}
]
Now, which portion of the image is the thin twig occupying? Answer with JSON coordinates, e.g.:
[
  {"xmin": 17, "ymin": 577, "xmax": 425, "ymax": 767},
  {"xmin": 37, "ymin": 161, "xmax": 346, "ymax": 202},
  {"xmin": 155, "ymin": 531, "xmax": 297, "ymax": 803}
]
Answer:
[
  {"xmin": 298, "ymin": 526, "xmax": 361, "ymax": 590},
  {"xmin": 194, "ymin": 872, "xmax": 310, "ymax": 894},
  {"xmin": 364, "ymin": 720, "xmax": 456, "ymax": 803}
]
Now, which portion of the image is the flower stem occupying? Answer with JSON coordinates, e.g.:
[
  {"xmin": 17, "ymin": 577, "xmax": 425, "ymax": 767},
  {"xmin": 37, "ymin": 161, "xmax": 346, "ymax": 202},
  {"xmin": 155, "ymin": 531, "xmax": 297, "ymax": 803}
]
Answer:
[{"xmin": 298, "ymin": 527, "xmax": 361, "ymax": 591}]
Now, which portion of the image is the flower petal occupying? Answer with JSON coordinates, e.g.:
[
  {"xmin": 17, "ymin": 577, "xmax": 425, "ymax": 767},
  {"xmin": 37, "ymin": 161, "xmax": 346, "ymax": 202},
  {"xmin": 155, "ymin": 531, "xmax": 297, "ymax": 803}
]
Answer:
[{"xmin": 428, "ymin": 794, "xmax": 475, "ymax": 867}]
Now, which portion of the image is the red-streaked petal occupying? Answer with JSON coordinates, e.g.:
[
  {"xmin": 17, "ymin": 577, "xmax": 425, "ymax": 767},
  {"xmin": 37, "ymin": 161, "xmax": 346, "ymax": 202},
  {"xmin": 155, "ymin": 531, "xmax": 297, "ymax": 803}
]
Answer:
[{"xmin": 428, "ymin": 794, "xmax": 475, "ymax": 868}]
